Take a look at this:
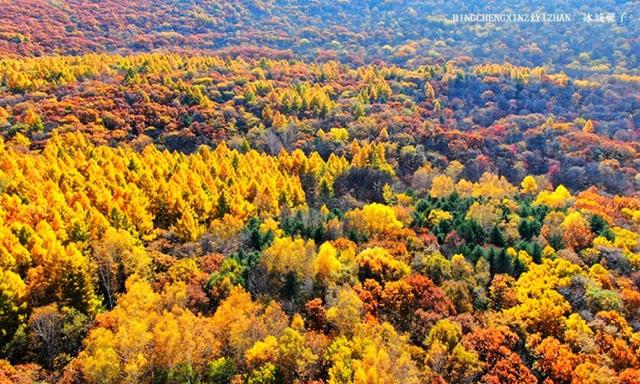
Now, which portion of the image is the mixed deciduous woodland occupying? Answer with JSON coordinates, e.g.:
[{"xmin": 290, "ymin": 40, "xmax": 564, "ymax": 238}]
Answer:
[{"xmin": 0, "ymin": 1, "xmax": 639, "ymax": 383}]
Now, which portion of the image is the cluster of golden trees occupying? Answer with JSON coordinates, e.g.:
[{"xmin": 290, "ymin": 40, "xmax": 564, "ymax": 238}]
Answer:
[{"xmin": 0, "ymin": 125, "xmax": 639, "ymax": 383}]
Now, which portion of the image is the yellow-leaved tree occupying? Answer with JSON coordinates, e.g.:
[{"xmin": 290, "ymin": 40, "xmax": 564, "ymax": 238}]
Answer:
[{"xmin": 345, "ymin": 203, "xmax": 403, "ymax": 239}]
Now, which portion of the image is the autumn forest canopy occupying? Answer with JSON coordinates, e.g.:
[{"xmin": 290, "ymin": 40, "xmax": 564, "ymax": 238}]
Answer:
[{"xmin": 0, "ymin": 1, "xmax": 639, "ymax": 383}]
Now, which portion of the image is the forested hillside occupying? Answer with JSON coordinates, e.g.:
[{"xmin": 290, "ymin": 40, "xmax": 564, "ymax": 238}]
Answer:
[
  {"xmin": 0, "ymin": 1, "xmax": 639, "ymax": 384},
  {"xmin": 1, "ymin": 0, "xmax": 639, "ymax": 72}
]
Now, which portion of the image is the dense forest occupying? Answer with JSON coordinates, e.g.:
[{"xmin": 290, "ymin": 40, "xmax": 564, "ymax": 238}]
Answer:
[
  {"xmin": 1, "ymin": 0, "xmax": 639, "ymax": 72},
  {"xmin": 0, "ymin": 1, "xmax": 639, "ymax": 384}
]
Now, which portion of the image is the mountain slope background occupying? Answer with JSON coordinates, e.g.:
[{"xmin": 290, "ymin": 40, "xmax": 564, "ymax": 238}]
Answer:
[{"xmin": 1, "ymin": 0, "xmax": 638, "ymax": 72}]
